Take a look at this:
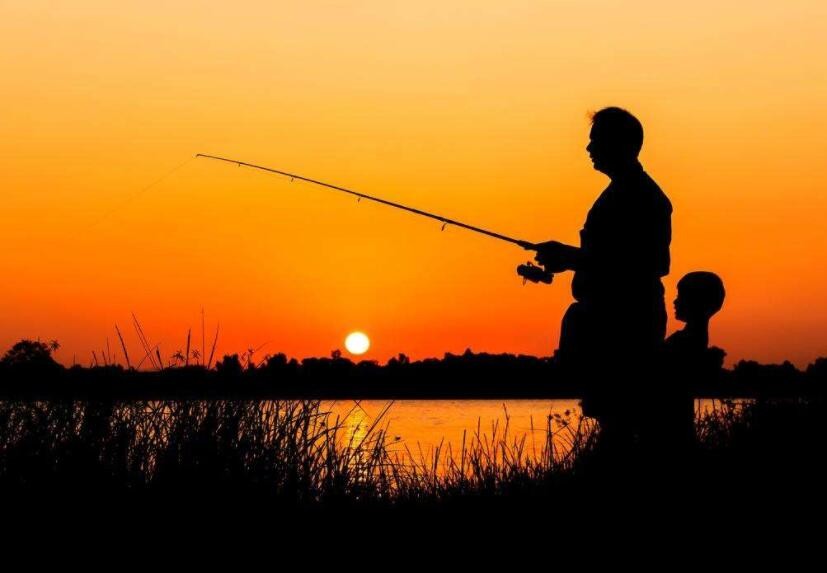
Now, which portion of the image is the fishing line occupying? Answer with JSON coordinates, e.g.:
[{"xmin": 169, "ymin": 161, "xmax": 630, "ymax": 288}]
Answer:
[{"xmin": 87, "ymin": 156, "xmax": 196, "ymax": 229}]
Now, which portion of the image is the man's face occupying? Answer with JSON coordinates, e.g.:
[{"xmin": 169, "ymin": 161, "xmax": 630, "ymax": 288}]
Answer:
[
  {"xmin": 586, "ymin": 124, "xmax": 610, "ymax": 174},
  {"xmin": 586, "ymin": 121, "xmax": 638, "ymax": 175}
]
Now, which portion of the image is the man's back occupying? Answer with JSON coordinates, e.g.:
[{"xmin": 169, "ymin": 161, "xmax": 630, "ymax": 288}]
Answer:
[{"xmin": 572, "ymin": 163, "xmax": 672, "ymax": 306}]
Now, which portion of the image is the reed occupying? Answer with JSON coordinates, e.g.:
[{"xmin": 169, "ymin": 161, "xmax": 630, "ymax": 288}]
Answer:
[{"xmin": 115, "ymin": 324, "xmax": 131, "ymax": 370}]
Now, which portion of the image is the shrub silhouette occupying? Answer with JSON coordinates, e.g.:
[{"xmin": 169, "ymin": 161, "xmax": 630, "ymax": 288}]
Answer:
[
  {"xmin": 0, "ymin": 339, "xmax": 62, "ymax": 373},
  {"xmin": 215, "ymin": 353, "xmax": 243, "ymax": 377}
]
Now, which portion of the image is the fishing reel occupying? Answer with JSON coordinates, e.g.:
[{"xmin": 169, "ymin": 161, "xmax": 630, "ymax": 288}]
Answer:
[{"xmin": 517, "ymin": 262, "xmax": 553, "ymax": 285}]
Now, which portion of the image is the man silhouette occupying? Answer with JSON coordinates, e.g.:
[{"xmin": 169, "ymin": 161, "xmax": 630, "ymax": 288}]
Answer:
[{"xmin": 531, "ymin": 107, "xmax": 672, "ymax": 447}]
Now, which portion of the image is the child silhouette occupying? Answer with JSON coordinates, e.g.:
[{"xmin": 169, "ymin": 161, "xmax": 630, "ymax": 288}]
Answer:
[
  {"xmin": 666, "ymin": 271, "xmax": 725, "ymax": 360},
  {"xmin": 660, "ymin": 271, "xmax": 726, "ymax": 450}
]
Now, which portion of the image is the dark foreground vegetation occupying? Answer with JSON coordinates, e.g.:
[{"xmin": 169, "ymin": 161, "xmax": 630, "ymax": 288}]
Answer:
[
  {"xmin": 1, "ymin": 339, "xmax": 825, "ymax": 398},
  {"xmin": 2, "ymin": 338, "xmax": 825, "ymax": 536},
  {"xmin": 0, "ymin": 397, "xmax": 824, "ymax": 522}
]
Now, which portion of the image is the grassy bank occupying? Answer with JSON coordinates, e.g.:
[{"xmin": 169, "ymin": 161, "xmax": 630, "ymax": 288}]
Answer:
[{"xmin": 1, "ymin": 397, "xmax": 824, "ymax": 516}]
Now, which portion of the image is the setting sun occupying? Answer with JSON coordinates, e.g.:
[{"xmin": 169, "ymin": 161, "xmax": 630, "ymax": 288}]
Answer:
[{"xmin": 344, "ymin": 332, "xmax": 370, "ymax": 356}]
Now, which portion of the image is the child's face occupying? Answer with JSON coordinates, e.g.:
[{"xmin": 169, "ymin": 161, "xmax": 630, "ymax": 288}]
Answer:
[
  {"xmin": 674, "ymin": 285, "xmax": 714, "ymax": 322},
  {"xmin": 673, "ymin": 289, "xmax": 689, "ymax": 322}
]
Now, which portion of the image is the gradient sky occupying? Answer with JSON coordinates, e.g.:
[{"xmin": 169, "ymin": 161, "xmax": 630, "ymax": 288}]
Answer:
[{"xmin": 2, "ymin": 1, "xmax": 826, "ymax": 367}]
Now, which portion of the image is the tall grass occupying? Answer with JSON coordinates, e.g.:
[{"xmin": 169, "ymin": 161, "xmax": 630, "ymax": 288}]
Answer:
[
  {"xmin": 0, "ymin": 400, "xmax": 596, "ymax": 505},
  {"xmin": 1, "ymin": 398, "xmax": 822, "ymax": 509}
]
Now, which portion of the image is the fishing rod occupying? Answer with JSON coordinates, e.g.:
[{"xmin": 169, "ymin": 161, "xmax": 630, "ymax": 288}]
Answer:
[{"xmin": 195, "ymin": 153, "xmax": 553, "ymax": 284}]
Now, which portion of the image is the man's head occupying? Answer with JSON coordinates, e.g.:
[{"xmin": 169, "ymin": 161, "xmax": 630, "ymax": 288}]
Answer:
[
  {"xmin": 674, "ymin": 271, "xmax": 726, "ymax": 323},
  {"xmin": 586, "ymin": 107, "xmax": 644, "ymax": 175}
]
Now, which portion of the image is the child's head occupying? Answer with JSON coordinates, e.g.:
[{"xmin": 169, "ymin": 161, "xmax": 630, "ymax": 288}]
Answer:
[{"xmin": 674, "ymin": 271, "xmax": 725, "ymax": 323}]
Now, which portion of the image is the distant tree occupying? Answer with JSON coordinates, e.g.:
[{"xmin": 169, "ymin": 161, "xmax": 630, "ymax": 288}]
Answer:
[
  {"xmin": 807, "ymin": 357, "xmax": 827, "ymax": 378},
  {"xmin": 265, "ymin": 353, "xmax": 288, "ymax": 368},
  {"xmin": 215, "ymin": 354, "xmax": 243, "ymax": 377},
  {"xmin": 387, "ymin": 353, "xmax": 410, "ymax": 367},
  {"xmin": 806, "ymin": 358, "xmax": 827, "ymax": 391},
  {"xmin": 0, "ymin": 339, "xmax": 62, "ymax": 371}
]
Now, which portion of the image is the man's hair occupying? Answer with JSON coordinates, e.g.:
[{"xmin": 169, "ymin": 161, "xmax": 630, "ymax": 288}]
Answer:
[
  {"xmin": 678, "ymin": 271, "xmax": 726, "ymax": 316},
  {"xmin": 590, "ymin": 107, "xmax": 644, "ymax": 156}
]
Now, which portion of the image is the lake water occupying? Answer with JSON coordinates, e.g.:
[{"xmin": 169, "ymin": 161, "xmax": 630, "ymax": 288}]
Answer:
[
  {"xmin": 325, "ymin": 399, "xmax": 582, "ymax": 463},
  {"xmin": 323, "ymin": 398, "xmax": 736, "ymax": 465}
]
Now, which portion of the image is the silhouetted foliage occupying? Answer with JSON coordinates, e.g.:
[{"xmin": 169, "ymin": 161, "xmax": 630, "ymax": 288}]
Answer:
[
  {"xmin": 0, "ymin": 339, "xmax": 62, "ymax": 377},
  {"xmin": 215, "ymin": 353, "xmax": 243, "ymax": 378},
  {"xmin": 0, "ymin": 337, "xmax": 823, "ymax": 399}
]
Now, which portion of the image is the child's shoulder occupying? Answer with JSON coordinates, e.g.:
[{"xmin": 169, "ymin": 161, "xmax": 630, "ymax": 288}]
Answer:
[
  {"xmin": 664, "ymin": 329, "xmax": 706, "ymax": 365},
  {"xmin": 664, "ymin": 329, "xmax": 691, "ymax": 351},
  {"xmin": 663, "ymin": 332, "xmax": 726, "ymax": 374}
]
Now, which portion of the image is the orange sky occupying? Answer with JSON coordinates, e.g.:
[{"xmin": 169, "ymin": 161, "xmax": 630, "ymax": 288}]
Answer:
[{"xmin": 2, "ymin": 1, "xmax": 826, "ymax": 368}]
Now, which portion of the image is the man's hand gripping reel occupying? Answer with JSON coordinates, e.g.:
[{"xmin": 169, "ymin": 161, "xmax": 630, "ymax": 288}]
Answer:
[
  {"xmin": 516, "ymin": 262, "xmax": 553, "ymax": 285},
  {"xmin": 514, "ymin": 240, "xmax": 553, "ymax": 285},
  {"xmin": 514, "ymin": 241, "xmax": 553, "ymax": 285}
]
